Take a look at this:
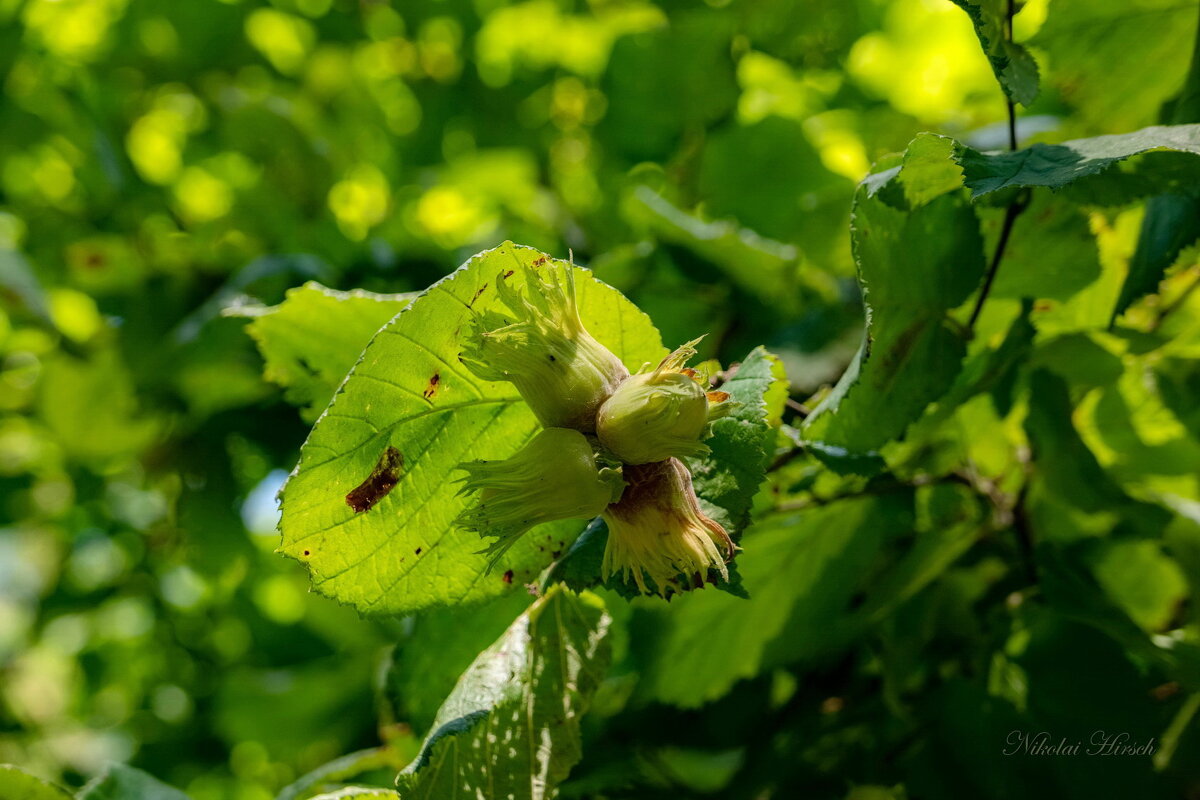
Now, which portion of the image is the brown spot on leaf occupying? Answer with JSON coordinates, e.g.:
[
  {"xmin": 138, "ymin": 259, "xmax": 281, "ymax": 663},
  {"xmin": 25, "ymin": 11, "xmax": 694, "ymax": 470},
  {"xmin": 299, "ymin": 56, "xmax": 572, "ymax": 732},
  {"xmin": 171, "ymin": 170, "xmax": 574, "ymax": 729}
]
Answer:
[
  {"xmin": 468, "ymin": 282, "xmax": 489, "ymax": 307},
  {"xmin": 502, "ymin": 269, "xmax": 515, "ymax": 278},
  {"xmin": 502, "ymin": 569, "xmax": 513, "ymax": 584},
  {"xmin": 302, "ymin": 550, "xmax": 310, "ymax": 557},
  {"xmin": 530, "ymin": 256, "xmax": 548, "ymax": 267},
  {"xmin": 423, "ymin": 372, "xmax": 440, "ymax": 399},
  {"xmin": 414, "ymin": 547, "xmax": 422, "ymax": 555},
  {"xmin": 345, "ymin": 446, "xmax": 404, "ymax": 513}
]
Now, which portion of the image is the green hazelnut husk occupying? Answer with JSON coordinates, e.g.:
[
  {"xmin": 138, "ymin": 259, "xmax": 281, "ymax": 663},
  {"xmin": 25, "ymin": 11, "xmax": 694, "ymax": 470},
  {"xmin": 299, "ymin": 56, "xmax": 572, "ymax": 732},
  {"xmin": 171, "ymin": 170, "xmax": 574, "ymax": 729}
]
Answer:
[
  {"xmin": 601, "ymin": 457, "xmax": 734, "ymax": 596},
  {"xmin": 455, "ymin": 427, "xmax": 625, "ymax": 560},
  {"xmin": 460, "ymin": 262, "xmax": 628, "ymax": 432},
  {"xmin": 596, "ymin": 339, "xmax": 734, "ymax": 465}
]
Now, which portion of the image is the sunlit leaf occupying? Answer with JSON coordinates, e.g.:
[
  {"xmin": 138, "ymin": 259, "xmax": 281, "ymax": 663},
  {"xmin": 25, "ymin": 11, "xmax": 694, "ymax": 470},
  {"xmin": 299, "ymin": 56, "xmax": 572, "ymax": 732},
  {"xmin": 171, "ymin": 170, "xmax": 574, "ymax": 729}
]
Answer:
[
  {"xmin": 1034, "ymin": 0, "xmax": 1197, "ymax": 130},
  {"xmin": 278, "ymin": 243, "xmax": 665, "ymax": 615},
  {"xmin": 235, "ymin": 282, "xmax": 415, "ymax": 422},
  {"xmin": 0, "ymin": 766, "xmax": 71, "ymax": 800}
]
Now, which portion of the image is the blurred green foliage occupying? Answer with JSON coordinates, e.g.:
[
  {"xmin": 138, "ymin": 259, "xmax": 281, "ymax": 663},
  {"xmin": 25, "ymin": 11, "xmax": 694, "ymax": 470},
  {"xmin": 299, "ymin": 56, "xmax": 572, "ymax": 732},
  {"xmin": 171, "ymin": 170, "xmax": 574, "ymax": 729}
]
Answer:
[{"xmin": 1, "ymin": 0, "xmax": 1200, "ymax": 798}]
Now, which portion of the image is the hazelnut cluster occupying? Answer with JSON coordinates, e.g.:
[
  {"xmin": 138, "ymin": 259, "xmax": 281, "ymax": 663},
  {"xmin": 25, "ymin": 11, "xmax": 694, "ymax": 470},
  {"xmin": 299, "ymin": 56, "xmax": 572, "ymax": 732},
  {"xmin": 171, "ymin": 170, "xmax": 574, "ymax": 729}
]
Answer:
[{"xmin": 455, "ymin": 262, "xmax": 735, "ymax": 596}]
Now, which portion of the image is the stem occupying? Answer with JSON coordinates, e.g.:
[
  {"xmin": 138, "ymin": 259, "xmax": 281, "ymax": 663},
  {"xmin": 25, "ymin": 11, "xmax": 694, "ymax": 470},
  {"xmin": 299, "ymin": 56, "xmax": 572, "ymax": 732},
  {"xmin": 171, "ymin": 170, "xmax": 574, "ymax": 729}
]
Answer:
[
  {"xmin": 1005, "ymin": 0, "xmax": 1017, "ymax": 150},
  {"xmin": 968, "ymin": 0, "xmax": 1023, "ymax": 333},
  {"xmin": 1154, "ymin": 692, "xmax": 1200, "ymax": 771},
  {"xmin": 968, "ymin": 197, "xmax": 1026, "ymax": 331},
  {"xmin": 1010, "ymin": 482, "xmax": 1038, "ymax": 584}
]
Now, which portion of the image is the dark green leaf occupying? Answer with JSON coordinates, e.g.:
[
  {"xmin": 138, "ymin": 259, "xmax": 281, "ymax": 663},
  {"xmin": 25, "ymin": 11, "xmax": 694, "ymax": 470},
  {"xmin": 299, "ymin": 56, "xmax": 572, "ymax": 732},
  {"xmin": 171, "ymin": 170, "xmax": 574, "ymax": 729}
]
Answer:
[
  {"xmin": 688, "ymin": 346, "xmax": 787, "ymax": 535},
  {"xmin": 77, "ymin": 764, "xmax": 190, "ymax": 800},
  {"xmin": 639, "ymin": 493, "xmax": 915, "ymax": 708},
  {"xmin": 396, "ymin": 587, "xmax": 611, "ymax": 799},
  {"xmin": 601, "ymin": 12, "xmax": 737, "ymax": 161},
  {"xmin": 387, "ymin": 591, "xmax": 533, "ymax": 733},
  {"xmin": 956, "ymin": 124, "xmax": 1200, "ymax": 197},
  {"xmin": 276, "ymin": 747, "xmax": 409, "ymax": 800},
  {"xmin": 802, "ymin": 167, "xmax": 985, "ymax": 459},
  {"xmin": 698, "ymin": 116, "xmax": 853, "ymax": 245},
  {"xmin": 985, "ymin": 193, "xmax": 1101, "ymax": 300}
]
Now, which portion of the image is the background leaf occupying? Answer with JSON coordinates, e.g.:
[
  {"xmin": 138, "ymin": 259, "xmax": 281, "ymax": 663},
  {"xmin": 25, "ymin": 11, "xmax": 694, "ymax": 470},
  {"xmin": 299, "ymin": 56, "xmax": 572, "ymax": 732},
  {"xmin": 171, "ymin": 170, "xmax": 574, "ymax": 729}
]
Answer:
[
  {"xmin": 1034, "ymin": 0, "xmax": 1198, "ymax": 131},
  {"xmin": 949, "ymin": 0, "xmax": 1039, "ymax": 106},
  {"xmin": 235, "ymin": 283, "xmax": 415, "ymax": 423},
  {"xmin": 77, "ymin": 765, "xmax": 190, "ymax": 800},
  {"xmin": 0, "ymin": 766, "xmax": 71, "ymax": 800}
]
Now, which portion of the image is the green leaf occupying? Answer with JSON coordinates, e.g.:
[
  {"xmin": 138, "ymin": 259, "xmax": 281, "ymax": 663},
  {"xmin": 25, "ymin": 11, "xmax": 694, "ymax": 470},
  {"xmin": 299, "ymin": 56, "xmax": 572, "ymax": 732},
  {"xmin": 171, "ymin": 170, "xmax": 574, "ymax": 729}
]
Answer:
[
  {"xmin": 984, "ymin": 192, "xmax": 1102, "ymax": 301},
  {"xmin": 948, "ymin": 0, "xmax": 1039, "ymax": 106},
  {"xmin": 631, "ymin": 187, "xmax": 802, "ymax": 312},
  {"xmin": 276, "ymin": 746, "xmax": 410, "ymax": 800},
  {"xmin": 279, "ymin": 243, "xmax": 665, "ymax": 615},
  {"xmin": 0, "ymin": 765, "xmax": 71, "ymax": 800},
  {"xmin": 77, "ymin": 764, "xmax": 190, "ymax": 800},
  {"xmin": 688, "ymin": 346, "xmax": 787, "ymax": 535},
  {"xmin": 956, "ymin": 124, "xmax": 1200, "ymax": 197},
  {"xmin": 38, "ymin": 349, "xmax": 160, "ymax": 465},
  {"xmin": 638, "ymin": 494, "xmax": 915, "ymax": 708},
  {"xmin": 1114, "ymin": 30, "xmax": 1200, "ymax": 318},
  {"xmin": 1087, "ymin": 538, "xmax": 1190, "ymax": 632},
  {"xmin": 1034, "ymin": 0, "xmax": 1198, "ymax": 131},
  {"xmin": 307, "ymin": 791, "xmax": 398, "ymax": 800},
  {"xmin": 235, "ymin": 282, "xmax": 415, "ymax": 423},
  {"xmin": 896, "ymin": 133, "xmax": 965, "ymax": 208},
  {"xmin": 601, "ymin": 12, "xmax": 737, "ymax": 161},
  {"xmin": 1022, "ymin": 370, "xmax": 1172, "ymax": 543},
  {"xmin": 802, "ymin": 168, "xmax": 986, "ymax": 460},
  {"xmin": 697, "ymin": 116, "xmax": 853, "ymax": 245},
  {"xmin": 387, "ymin": 591, "xmax": 533, "ymax": 733},
  {"xmin": 396, "ymin": 587, "xmax": 611, "ymax": 799},
  {"xmin": 1115, "ymin": 194, "xmax": 1200, "ymax": 319}
]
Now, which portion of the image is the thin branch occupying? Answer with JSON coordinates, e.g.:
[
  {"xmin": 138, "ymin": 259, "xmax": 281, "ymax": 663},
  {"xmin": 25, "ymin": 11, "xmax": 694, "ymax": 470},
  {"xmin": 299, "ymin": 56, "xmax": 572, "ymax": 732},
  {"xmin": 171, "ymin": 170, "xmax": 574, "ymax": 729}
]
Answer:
[
  {"xmin": 968, "ymin": 0, "xmax": 1025, "ymax": 333},
  {"xmin": 784, "ymin": 397, "xmax": 811, "ymax": 418},
  {"xmin": 1005, "ymin": 0, "xmax": 1018, "ymax": 151},
  {"xmin": 968, "ymin": 196, "xmax": 1027, "ymax": 331}
]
